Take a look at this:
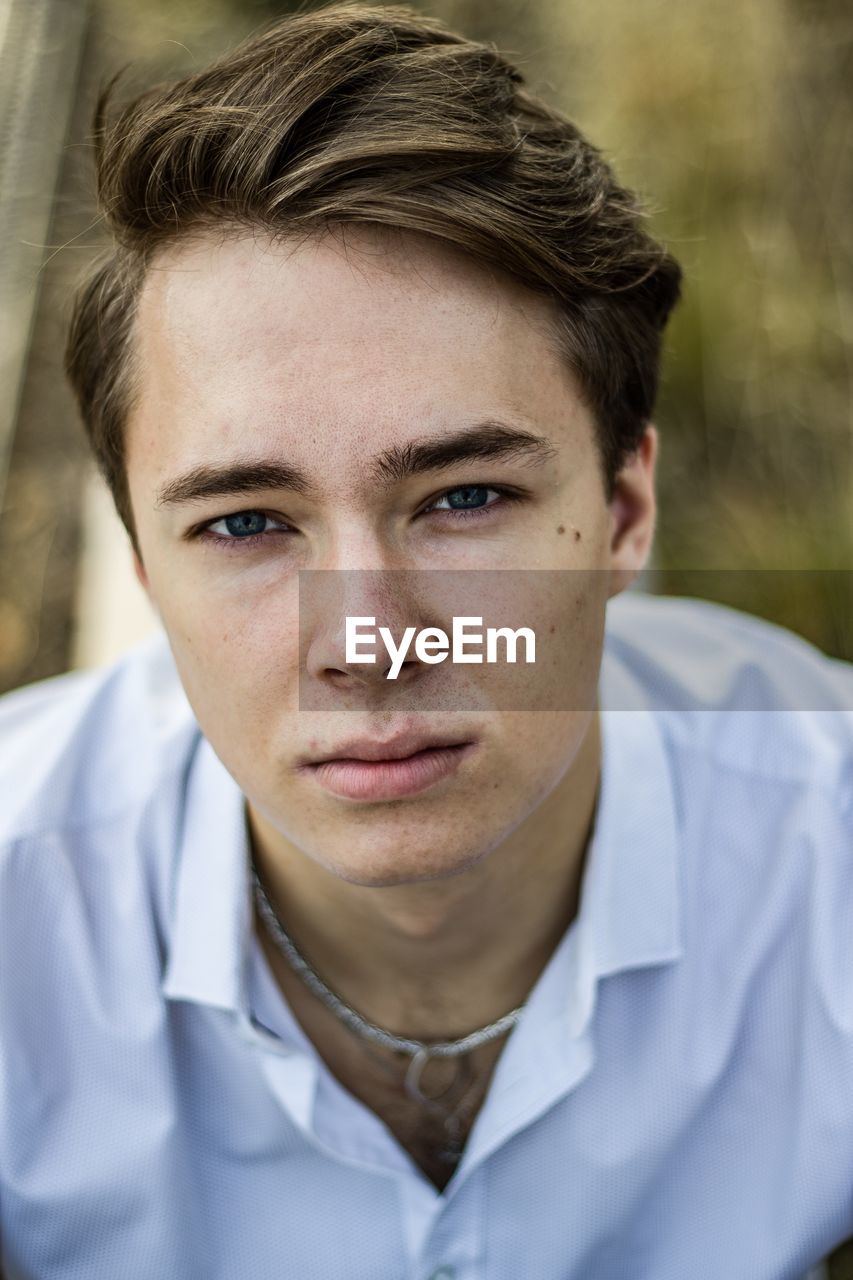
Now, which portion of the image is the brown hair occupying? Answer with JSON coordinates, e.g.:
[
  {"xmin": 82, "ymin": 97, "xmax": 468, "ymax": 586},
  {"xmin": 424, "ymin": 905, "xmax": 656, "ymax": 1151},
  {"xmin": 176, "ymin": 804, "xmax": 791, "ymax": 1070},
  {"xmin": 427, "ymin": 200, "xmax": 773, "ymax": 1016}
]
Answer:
[{"xmin": 65, "ymin": 2, "xmax": 682, "ymax": 543}]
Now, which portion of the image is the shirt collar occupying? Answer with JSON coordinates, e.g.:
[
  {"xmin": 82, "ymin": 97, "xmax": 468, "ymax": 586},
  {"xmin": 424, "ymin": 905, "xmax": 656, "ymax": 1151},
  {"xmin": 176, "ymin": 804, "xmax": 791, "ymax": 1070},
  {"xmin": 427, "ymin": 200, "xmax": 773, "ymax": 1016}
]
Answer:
[
  {"xmin": 515, "ymin": 676, "xmax": 683, "ymax": 1047},
  {"xmin": 582, "ymin": 696, "xmax": 683, "ymax": 980},
  {"xmin": 161, "ymin": 661, "xmax": 683, "ymax": 1030},
  {"xmin": 162, "ymin": 733, "xmax": 253, "ymax": 1016}
]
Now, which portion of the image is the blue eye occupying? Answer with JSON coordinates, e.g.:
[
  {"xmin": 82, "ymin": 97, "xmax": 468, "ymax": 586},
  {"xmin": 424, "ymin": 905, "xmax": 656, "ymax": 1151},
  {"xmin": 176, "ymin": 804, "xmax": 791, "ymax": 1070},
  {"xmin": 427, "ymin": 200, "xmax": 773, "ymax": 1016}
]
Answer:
[
  {"xmin": 221, "ymin": 512, "xmax": 269, "ymax": 537},
  {"xmin": 201, "ymin": 510, "xmax": 291, "ymax": 545},
  {"xmin": 425, "ymin": 486, "xmax": 514, "ymax": 519},
  {"xmin": 440, "ymin": 486, "xmax": 491, "ymax": 510}
]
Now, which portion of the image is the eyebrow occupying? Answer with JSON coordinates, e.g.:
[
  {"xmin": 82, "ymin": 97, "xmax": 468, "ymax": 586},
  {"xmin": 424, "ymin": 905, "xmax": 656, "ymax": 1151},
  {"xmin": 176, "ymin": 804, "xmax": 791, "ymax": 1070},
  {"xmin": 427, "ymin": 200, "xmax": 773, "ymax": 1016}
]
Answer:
[
  {"xmin": 156, "ymin": 460, "xmax": 319, "ymax": 508},
  {"xmin": 371, "ymin": 421, "xmax": 556, "ymax": 484},
  {"xmin": 155, "ymin": 420, "xmax": 556, "ymax": 508}
]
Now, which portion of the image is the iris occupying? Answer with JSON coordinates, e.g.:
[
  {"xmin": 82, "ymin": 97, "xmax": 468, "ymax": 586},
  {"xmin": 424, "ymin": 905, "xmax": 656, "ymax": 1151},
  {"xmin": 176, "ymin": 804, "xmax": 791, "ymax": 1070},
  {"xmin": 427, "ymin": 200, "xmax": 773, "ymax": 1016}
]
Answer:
[
  {"xmin": 224, "ymin": 512, "xmax": 268, "ymax": 537},
  {"xmin": 445, "ymin": 486, "xmax": 489, "ymax": 509}
]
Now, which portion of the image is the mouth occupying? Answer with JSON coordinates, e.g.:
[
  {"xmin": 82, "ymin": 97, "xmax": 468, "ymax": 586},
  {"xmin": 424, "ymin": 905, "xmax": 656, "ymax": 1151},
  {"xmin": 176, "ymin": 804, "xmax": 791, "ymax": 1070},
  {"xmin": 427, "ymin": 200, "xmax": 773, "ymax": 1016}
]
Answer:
[{"xmin": 299, "ymin": 734, "xmax": 478, "ymax": 802}]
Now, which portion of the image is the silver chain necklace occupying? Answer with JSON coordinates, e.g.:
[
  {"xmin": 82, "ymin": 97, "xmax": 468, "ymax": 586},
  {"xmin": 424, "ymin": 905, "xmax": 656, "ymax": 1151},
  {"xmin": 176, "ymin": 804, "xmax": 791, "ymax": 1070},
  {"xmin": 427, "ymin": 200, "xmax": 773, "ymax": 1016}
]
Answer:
[{"xmin": 250, "ymin": 865, "xmax": 524, "ymax": 1110}]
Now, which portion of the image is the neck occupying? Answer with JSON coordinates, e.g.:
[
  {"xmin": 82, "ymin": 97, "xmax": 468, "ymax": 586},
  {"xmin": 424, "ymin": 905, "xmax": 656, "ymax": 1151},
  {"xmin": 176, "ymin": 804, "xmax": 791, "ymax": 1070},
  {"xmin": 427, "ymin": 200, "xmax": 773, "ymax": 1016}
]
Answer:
[{"xmin": 249, "ymin": 710, "xmax": 601, "ymax": 1040}]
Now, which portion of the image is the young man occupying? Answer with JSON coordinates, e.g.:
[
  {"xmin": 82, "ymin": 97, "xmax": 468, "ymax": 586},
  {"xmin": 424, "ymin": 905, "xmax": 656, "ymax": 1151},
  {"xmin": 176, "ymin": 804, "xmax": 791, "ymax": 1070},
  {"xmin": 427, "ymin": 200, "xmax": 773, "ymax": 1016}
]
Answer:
[{"xmin": 1, "ymin": 5, "xmax": 851, "ymax": 1278}]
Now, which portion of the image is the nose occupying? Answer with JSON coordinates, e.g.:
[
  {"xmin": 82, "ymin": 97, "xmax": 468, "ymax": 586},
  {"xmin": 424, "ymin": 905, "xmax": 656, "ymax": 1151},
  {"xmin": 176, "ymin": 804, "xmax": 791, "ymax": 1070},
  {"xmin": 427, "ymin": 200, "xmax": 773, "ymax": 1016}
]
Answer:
[{"xmin": 300, "ymin": 566, "xmax": 425, "ymax": 693}]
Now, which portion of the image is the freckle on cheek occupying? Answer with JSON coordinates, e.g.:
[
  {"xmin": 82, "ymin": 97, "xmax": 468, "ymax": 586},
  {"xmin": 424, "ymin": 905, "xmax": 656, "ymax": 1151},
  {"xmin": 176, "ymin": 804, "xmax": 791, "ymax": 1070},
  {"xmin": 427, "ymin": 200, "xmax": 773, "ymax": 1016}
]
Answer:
[
  {"xmin": 549, "ymin": 624, "xmax": 556, "ymax": 634},
  {"xmin": 557, "ymin": 525, "xmax": 565, "ymax": 535},
  {"xmin": 574, "ymin": 529, "xmax": 581, "ymax": 542}
]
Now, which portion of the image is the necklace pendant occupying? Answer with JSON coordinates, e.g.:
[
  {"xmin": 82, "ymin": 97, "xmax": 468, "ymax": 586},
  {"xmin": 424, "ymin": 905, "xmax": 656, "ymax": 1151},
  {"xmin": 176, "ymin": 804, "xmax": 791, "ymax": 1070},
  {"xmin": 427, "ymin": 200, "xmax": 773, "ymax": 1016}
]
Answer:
[
  {"xmin": 404, "ymin": 1047, "xmax": 435, "ymax": 1104},
  {"xmin": 404, "ymin": 1047, "xmax": 469, "ymax": 1109}
]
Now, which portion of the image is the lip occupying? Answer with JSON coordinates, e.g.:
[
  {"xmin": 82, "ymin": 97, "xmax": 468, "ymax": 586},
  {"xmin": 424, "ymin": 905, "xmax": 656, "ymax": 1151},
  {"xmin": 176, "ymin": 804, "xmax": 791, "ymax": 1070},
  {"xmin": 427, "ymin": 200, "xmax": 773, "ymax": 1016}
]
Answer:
[
  {"xmin": 302, "ymin": 731, "xmax": 475, "ymax": 765},
  {"xmin": 301, "ymin": 738, "xmax": 478, "ymax": 802}
]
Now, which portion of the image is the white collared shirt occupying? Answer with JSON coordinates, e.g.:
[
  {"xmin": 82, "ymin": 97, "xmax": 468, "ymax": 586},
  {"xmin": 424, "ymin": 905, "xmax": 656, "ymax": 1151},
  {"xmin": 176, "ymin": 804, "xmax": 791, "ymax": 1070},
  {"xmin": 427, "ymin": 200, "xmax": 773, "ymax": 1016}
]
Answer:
[{"xmin": 1, "ymin": 593, "xmax": 852, "ymax": 1279}]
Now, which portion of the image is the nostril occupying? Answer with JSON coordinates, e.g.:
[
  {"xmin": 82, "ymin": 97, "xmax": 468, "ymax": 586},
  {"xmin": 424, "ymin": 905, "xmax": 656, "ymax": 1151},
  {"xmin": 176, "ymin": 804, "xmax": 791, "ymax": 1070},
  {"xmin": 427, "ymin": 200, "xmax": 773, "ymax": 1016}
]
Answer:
[
  {"xmin": 325, "ymin": 666, "xmax": 359, "ymax": 682},
  {"xmin": 386, "ymin": 657, "xmax": 419, "ymax": 677}
]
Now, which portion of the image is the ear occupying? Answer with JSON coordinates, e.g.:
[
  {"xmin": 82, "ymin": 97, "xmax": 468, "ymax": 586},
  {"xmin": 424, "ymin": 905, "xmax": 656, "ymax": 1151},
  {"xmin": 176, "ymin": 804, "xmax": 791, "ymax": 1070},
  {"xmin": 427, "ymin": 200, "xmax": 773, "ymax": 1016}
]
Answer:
[{"xmin": 607, "ymin": 425, "xmax": 658, "ymax": 599}]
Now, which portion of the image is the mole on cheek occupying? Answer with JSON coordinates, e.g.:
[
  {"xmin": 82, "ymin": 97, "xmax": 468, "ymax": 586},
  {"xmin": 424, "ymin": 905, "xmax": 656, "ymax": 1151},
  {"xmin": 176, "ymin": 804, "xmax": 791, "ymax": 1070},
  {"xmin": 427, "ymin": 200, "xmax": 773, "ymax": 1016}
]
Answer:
[
  {"xmin": 574, "ymin": 529, "xmax": 581, "ymax": 542},
  {"xmin": 556, "ymin": 525, "xmax": 565, "ymax": 535}
]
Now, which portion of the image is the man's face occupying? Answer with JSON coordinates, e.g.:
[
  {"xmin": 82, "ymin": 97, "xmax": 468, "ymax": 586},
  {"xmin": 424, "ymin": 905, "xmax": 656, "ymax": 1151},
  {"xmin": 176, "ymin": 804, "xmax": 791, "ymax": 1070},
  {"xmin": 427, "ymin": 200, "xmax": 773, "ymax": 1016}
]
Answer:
[{"xmin": 127, "ymin": 227, "xmax": 655, "ymax": 885}]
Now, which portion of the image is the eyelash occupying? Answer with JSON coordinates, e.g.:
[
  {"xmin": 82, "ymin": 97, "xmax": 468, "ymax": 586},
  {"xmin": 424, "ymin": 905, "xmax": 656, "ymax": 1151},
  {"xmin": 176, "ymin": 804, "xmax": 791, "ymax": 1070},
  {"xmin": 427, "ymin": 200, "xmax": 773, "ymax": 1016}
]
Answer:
[{"xmin": 192, "ymin": 484, "xmax": 526, "ymax": 550}]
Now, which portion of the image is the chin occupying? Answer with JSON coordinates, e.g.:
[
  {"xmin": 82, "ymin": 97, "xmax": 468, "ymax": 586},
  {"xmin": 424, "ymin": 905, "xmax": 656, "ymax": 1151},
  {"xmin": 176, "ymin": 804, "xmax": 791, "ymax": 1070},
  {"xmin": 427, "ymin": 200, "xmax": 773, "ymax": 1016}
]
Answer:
[{"xmin": 316, "ymin": 840, "xmax": 491, "ymax": 889}]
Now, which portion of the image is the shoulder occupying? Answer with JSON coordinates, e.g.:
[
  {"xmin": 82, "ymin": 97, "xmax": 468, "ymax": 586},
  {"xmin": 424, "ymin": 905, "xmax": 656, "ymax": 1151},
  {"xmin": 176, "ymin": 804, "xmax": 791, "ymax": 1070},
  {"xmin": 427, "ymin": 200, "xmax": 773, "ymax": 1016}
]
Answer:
[
  {"xmin": 0, "ymin": 632, "xmax": 199, "ymax": 846},
  {"xmin": 0, "ymin": 641, "xmax": 203, "ymax": 1200},
  {"xmin": 604, "ymin": 595, "xmax": 853, "ymax": 1043},
  {"xmin": 603, "ymin": 591, "xmax": 853, "ymax": 793}
]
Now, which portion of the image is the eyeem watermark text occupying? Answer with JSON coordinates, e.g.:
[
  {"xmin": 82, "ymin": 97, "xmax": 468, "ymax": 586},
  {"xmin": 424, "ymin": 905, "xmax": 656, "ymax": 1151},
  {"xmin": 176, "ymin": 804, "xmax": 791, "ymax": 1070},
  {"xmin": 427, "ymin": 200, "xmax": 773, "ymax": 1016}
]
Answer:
[{"xmin": 346, "ymin": 616, "xmax": 537, "ymax": 680}]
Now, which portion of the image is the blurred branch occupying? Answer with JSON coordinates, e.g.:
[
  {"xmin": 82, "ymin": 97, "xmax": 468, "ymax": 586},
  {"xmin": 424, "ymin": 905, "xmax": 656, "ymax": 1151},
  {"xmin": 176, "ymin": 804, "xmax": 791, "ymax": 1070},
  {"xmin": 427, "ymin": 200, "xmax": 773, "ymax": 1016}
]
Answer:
[{"xmin": 0, "ymin": 0, "xmax": 89, "ymax": 514}]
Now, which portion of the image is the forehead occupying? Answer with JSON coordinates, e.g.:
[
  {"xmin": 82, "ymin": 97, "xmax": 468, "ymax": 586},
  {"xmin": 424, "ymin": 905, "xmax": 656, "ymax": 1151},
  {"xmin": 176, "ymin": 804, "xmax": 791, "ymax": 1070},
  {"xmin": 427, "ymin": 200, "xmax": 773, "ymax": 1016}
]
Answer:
[{"xmin": 127, "ymin": 226, "xmax": 583, "ymax": 478}]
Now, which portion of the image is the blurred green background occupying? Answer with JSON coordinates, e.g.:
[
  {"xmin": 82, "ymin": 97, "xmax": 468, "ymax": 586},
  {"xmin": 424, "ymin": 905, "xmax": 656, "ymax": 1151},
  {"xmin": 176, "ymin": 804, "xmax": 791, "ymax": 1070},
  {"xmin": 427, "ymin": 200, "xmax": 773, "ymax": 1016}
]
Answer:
[{"xmin": 0, "ymin": 0, "xmax": 851, "ymax": 697}]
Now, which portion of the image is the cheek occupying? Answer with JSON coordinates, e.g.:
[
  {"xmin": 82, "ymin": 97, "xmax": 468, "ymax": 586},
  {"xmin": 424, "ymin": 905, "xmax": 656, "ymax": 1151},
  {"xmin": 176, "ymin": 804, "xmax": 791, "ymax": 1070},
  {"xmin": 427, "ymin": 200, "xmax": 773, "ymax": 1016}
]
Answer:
[
  {"xmin": 479, "ymin": 711, "xmax": 591, "ymax": 819},
  {"xmin": 510, "ymin": 709, "xmax": 590, "ymax": 773},
  {"xmin": 482, "ymin": 567, "xmax": 606, "ymax": 715},
  {"xmin": 156, "ymin": 580, "xmax": 301, "ymax": 732}
]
